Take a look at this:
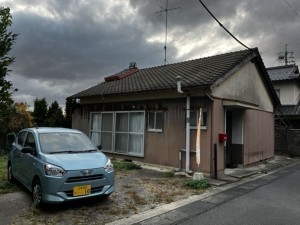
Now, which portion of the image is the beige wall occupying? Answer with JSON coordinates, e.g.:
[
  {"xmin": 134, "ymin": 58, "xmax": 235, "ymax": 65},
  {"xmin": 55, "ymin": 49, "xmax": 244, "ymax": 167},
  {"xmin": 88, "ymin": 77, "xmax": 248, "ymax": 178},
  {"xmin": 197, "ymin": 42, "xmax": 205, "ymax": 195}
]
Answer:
[
  {"xmin": 212, "ymin": 62, "xmax": 273, "ymax": 112},
  {"xmin": 243, "ymin": 110, "xmax": 274, "ymax": 165},
  {"xmin": 273, "ymin": 81, "xmax": 300, "ymax": 105}
]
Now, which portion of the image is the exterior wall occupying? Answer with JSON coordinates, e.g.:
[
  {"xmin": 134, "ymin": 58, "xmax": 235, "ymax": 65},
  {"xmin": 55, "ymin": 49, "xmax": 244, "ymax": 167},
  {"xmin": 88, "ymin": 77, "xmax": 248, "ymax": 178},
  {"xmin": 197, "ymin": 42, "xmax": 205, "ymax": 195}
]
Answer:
[
  {"xmin": 243, "ymin": 110, "xmax": 274, "ymax": 165},
  {"xmin": 212, "ymin": 62, "xmax": 273, "ymax": 112},
  {"xmin": 211, "ymin": 99, "xmax": 225, "ymax": 176},
  {"xmin": 272, "ymin": 81, "xmax": 300, "ymax": 105},
  {"xmin": 72, "ymin": 97, "xmax": 212, "ymax": 173}
]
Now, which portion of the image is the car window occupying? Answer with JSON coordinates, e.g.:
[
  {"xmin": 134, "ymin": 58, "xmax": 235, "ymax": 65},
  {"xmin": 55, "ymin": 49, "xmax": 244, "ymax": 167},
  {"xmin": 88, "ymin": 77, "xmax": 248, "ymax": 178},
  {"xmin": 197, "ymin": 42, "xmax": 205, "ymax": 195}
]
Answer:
[
  {"xmin": 39, "ymin": 132, "xmax": 96, "ymax": 154},
  {"xmin": 24, "ymin": 132, "xmax": 37, "ymax": 153},
  {"xmin": 17, "ymin": 131, "xmax": 27, "ymax": 146}
]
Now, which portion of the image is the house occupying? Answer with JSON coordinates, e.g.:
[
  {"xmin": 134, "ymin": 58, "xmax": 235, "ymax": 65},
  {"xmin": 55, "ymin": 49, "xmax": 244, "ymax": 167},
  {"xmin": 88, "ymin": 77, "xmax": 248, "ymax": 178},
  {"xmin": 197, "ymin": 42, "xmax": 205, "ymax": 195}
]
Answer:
[
  {"xmin": 267, "ymin": 64, "xmax": 300, "ymax": 156},
  {"xmin": 69, "ymin": 48, "xmax": 280, "ymax": 178},
  {"xmin": 267, "ymin": 65, "xmax": 300, "ymax": 129}
]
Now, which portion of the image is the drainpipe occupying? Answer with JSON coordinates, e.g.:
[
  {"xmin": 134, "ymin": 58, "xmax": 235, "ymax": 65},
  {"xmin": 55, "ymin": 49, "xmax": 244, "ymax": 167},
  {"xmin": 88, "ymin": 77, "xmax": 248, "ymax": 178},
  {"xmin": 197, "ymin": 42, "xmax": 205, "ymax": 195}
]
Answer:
[
  {"xmin": 186, "ymin": 95, "xmax": 190, "ymax": 173},
  {"xmin": 176, "ymin": 76, "xmax": 190, "ymax": 173}
]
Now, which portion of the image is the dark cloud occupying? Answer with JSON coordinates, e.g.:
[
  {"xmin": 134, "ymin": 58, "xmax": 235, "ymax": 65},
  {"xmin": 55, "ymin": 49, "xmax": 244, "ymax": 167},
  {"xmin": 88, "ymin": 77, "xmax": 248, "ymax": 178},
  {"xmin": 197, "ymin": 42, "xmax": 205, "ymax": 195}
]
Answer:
[{"xmin": 2, "ymin": 0, "xmax": 300, "ymax": 108}]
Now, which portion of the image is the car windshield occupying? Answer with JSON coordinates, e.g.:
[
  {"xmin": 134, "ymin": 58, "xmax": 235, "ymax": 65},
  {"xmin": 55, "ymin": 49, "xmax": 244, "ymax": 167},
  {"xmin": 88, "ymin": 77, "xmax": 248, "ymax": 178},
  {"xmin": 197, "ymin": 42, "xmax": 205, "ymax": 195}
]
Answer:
[{"xmin": 39, "ymin": 132, "xmax": 97, "ymax": 154}]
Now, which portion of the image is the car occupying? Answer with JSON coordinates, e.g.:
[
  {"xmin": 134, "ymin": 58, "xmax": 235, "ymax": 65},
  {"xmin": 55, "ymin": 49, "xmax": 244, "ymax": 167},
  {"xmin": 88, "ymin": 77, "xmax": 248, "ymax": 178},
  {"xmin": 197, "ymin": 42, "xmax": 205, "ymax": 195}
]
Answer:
[{"xmin": 7, "ymin": 127, "xmax": 115, "ymax": 207}]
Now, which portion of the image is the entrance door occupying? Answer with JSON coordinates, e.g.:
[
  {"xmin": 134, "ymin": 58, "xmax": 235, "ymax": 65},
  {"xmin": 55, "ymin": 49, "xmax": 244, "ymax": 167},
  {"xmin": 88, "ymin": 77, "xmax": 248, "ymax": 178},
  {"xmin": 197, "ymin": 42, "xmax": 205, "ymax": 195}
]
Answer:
[{"xmin": 225, "ymin": 109, "xmax": 244, "ymax": 168}]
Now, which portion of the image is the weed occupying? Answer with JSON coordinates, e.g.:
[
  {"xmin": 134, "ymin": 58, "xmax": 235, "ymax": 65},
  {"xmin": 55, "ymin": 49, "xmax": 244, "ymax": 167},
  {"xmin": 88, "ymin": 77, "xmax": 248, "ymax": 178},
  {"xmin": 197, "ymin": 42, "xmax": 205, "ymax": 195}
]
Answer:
[
  {"xmin": 122, "ymin": 184, "xmax": 133, "ymax": 188},
  {"xmin": 186, "ymin": 179, "xmax": 211, "ymax": 189},
  {"xmin": 112, "ymin": 160, "xmax": 142, "ymax": 171},
  {"xmin": 163, "ymin": 170, "xmax": 175, "ymax": 177},
  {"xmin": 0, "ymin": 154, "xmax": 19, "ymax": 194},
  {"xmin": 126, "ymin": 190, "xmax": 147, "ymax": 205}
]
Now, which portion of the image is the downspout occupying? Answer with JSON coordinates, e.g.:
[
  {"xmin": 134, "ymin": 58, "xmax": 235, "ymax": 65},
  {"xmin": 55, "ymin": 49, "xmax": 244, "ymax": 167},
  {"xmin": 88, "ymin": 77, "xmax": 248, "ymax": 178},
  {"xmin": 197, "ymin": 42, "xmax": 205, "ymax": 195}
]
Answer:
[
  {"xmin": 186, "ymin": 95, "xmax": 190, "ymax": 173},
  {"xmin": 176, "ymin": 76, "xmax": 190, "ymax": 173}
]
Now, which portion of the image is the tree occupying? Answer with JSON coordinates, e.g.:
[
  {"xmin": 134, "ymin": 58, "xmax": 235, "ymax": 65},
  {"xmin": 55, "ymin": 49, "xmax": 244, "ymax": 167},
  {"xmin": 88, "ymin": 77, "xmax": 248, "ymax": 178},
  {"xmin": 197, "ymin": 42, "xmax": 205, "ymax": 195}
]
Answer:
[
  {"xmin": 46, "ymin": 100, "xmax": 65, "ymax": 127},
  {"xmin": 0, "ymin": 7, "xmax": 18, "ymax": 149},
  {"xmin": 33, "ymin": 98, "xmax": 48, "ymax": 126},
  {"xmin": 65, "ymin": 98, "xmax": 77, "ymax": 128},
  {"xmin": 9, "ymin": 102, "xmax": 34, "ymax": 132}
]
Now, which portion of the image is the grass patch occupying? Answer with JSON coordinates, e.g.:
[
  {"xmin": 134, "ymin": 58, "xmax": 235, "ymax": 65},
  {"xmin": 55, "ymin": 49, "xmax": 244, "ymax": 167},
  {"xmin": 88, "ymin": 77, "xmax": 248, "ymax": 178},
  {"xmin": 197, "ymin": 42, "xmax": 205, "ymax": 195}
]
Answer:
[
  {"xmin": 0, "ymin": 154, "xmax": 19, "ymax": 194},
  {"xmin": 112, "ymin": 160, "xmax": 142, "ymax": 171},
  {"xmin": 163, "ymin": 170, "xmax": 175, "ymax": 178},
  {"xmin": 186, "ymin": 179, "xmax": 211, "ymax": 189}
]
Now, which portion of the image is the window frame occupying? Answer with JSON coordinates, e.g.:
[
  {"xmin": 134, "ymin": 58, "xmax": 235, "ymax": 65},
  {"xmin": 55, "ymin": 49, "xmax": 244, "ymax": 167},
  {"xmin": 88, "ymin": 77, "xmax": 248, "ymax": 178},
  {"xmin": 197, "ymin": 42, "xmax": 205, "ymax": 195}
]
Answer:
[
  {"xmin": 189, "ymin": 110, "xmax": 207, "ymax": 130},
  {"xmin": 90, "ymin": 111, "xmax": 145, "ymax": 157},
  {"xmin": 147, "ymin": 111, "xmax": 163, "ymax": 133}
]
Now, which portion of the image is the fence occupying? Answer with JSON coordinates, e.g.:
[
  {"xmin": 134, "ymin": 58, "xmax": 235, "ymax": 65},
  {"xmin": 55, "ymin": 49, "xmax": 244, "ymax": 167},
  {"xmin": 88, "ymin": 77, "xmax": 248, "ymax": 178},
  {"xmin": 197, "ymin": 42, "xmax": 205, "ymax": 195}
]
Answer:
[{"xmin": 275, "ymin": 128, "xmax": 300, "ymax": 157}]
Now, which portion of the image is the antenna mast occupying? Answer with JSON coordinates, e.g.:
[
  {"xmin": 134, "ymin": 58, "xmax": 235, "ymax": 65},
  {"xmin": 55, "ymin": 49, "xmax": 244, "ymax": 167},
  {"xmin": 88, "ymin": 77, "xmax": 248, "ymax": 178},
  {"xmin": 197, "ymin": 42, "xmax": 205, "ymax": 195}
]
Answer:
[
  {"xmin": 278, "ymin": 44, "xmax": 295, "ymax": 65},
  {"xmin": 156, "ymin": 0, "xmax": 180, "ymax": 65}
]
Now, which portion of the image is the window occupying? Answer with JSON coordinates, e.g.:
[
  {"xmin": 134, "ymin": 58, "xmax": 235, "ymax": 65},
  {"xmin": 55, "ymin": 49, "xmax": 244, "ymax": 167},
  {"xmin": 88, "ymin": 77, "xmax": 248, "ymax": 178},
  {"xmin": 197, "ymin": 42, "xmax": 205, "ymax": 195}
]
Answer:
[
  {"xmin": 147, "ymin": 112, "xmax": 163, "ymax": 132},
  {"xmin": 189, "ymin": 110, "xmax": 207, "ymax": 129},
  {"xmin": 90, "ymin": 111, "xmax": 145, "ymax": 157},
  {"xmin": 17, "ymin": 131, "xmax": 27, "ymax": 146}
]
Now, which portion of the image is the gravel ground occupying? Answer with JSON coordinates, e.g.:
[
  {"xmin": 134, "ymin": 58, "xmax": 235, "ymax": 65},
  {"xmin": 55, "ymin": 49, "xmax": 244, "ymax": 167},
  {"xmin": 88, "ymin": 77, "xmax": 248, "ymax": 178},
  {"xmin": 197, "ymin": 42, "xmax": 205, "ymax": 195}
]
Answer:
[{"xmin": 10, "ymin": 168, "xmax": 207, "ymax": 225}]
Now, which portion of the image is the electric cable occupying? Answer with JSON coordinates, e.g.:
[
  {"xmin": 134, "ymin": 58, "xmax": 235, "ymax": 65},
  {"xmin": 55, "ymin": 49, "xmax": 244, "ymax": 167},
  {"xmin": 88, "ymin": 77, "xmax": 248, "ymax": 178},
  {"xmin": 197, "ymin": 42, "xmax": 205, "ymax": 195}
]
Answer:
[
  {"xmin": 198, "ymin": 0, "xmax": 251, "ymax": 50},
  {"xmin": 283, "ymin": 0, "xmax": 300, "ymax": 18}
]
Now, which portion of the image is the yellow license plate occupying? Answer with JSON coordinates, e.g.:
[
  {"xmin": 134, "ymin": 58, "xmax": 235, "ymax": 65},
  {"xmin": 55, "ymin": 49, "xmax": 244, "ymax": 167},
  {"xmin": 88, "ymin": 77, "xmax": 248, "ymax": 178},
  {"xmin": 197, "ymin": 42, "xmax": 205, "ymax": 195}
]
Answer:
[{"xmin": 73, "ymin": 185, "xmax": 91, "ymax": 197}]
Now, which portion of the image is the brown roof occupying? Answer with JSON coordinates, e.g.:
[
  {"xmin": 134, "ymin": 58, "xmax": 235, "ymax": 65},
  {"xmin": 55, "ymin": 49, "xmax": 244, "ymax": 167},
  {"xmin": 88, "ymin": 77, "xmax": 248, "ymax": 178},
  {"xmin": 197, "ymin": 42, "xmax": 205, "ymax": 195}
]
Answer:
[{"xmin": 69, "ymin": 48, "xmax": 277, "ymax": 107}]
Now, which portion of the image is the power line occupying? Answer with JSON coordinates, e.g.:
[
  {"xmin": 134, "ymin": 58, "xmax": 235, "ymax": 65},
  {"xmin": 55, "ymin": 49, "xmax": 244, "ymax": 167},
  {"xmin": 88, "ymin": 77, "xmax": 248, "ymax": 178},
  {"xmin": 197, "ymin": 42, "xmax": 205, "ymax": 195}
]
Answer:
[
  {"xmin": 260, "ymin": 0, "xmax": 282, "ymax": 46},
  {"xmin": 198, "ymin": 0, "xmax": 251, "ymax": 50},
  {"xmin": 283, "ymin": 0, "xmax": 300, "ymax": 18}
]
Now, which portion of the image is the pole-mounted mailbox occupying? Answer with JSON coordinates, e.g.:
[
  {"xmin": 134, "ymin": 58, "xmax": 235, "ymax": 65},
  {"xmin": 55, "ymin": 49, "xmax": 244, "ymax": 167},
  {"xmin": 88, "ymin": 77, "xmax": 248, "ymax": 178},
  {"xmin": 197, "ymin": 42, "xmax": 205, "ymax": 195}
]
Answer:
[{"xmin": 219, "ymin": 133, "xmax": 228, "ymax": 142}]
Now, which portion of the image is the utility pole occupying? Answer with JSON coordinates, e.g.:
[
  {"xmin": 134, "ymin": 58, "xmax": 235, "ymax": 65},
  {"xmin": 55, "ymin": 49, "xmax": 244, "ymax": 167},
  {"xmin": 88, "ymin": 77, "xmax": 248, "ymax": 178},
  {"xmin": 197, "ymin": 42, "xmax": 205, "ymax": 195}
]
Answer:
[
  {"xmin": 156, "ymin": 0, "xmax": 180, "ymax": 65},
  {"xmin": 278, "ymin": 44, "xmax": 295, "ymax": 65}
]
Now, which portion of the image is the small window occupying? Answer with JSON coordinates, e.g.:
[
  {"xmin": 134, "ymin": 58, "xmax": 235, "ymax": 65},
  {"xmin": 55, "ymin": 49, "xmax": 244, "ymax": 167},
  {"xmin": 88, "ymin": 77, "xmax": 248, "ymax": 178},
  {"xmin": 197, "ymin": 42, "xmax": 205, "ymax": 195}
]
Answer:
[
  {"xmin": 189, "ymin": 110, "xmax": 207, "ymax": 129},
  {"xmin": 148, "ymin": 112, "xmax": 163, "ymax": 132}
]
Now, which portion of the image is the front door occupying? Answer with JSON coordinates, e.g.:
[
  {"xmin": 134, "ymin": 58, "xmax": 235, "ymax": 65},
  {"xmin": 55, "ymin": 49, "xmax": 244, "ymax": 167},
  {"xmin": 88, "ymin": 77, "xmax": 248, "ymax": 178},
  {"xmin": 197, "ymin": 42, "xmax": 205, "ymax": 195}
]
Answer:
[{"xmin": 225, "ymin": 109, "xmax": 244, "ymax": 168}]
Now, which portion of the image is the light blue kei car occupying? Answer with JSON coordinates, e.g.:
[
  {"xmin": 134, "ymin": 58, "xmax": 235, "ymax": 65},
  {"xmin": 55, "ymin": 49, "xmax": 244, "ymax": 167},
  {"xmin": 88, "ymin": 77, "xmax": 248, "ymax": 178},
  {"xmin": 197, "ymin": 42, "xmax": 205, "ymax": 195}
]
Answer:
[{"xmin": 7, "ymin": 127, "xmax": 115, "ymax": 207}]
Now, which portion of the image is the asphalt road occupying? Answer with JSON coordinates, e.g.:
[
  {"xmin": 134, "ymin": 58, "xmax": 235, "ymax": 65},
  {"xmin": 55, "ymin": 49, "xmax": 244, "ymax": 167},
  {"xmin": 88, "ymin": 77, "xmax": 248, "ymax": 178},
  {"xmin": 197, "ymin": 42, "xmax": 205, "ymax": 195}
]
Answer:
[
  {"xmin": 135, "ymin": 163, "xmax": 300, "ymax": 225},
  {"xmin": 180, "ymin": 164, "xmax": 300, "ymax": 225}
]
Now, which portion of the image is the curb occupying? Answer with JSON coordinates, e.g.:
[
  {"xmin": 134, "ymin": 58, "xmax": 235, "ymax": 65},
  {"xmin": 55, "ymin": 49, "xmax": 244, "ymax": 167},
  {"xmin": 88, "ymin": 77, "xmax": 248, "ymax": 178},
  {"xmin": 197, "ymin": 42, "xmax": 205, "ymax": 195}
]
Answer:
[{"xmin": 107, "ymin": 160, "xmax": 300, "ymax": 225}]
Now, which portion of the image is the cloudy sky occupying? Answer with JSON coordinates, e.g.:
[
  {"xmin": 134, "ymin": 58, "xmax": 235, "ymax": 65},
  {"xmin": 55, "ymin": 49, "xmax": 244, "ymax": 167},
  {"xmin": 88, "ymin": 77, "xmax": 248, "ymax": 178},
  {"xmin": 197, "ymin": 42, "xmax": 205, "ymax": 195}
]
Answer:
[{"xmin": 2, "ymin": 0, "xmax": 300, "ymax": 109}]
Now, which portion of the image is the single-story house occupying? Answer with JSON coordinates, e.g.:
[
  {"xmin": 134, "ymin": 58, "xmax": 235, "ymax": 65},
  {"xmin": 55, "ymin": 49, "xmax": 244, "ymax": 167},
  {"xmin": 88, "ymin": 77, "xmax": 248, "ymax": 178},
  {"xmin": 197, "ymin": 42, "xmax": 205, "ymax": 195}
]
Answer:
[{"xmin": 69, "ymin": 48, "xmax": 280, "ymax": 178}]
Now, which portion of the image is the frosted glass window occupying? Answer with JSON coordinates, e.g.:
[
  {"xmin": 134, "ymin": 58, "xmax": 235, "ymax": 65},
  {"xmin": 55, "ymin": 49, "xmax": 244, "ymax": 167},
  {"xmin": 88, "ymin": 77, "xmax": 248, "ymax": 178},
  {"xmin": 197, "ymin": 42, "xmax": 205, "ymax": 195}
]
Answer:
[
  {"xmin": 102, "ymin": 113, "xmax": 113, "ymax": 131},
  {"xmin": 116, "ymin": 113, "xmax": 128, "ymax": 132}
]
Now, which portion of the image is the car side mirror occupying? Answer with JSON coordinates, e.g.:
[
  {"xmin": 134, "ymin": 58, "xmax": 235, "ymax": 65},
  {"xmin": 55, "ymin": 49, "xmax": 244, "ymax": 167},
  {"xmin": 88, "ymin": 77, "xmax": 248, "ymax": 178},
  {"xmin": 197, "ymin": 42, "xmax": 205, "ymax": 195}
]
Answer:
[
  {"xmin": 21, "ymin": 146, "xmax": 35, "ymax": 154},
  {"xmin": 97, "ymin": 145, "xmax": 102, "ymax": 150}
]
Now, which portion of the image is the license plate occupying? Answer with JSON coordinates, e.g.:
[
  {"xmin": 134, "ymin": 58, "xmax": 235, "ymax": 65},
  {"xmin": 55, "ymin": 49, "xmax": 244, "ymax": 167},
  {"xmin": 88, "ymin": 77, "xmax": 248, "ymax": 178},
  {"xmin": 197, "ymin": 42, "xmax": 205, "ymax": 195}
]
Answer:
[{"xmin": 73, "ymin": 185, "xmax": 91, "ymax": 197}]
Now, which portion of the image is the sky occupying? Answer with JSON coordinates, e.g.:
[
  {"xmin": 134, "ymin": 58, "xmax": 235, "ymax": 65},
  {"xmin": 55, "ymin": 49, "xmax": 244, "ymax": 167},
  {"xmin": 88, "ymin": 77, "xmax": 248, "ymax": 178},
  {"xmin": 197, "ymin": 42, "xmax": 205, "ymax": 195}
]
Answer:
[{"xmin": 1, "ymin": 0, "xmax": 300, "ymax": 109}]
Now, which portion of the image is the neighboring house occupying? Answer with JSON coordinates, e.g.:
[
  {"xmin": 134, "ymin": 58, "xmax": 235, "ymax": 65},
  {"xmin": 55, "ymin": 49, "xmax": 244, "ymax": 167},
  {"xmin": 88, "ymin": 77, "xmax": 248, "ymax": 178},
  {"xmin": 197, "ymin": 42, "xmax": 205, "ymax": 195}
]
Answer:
[
  {"xmin": 267, "ymin": 65, "xmax": 300, "ymax": 129},
  {"xmin": 69, "ymin": 48, "xmax": 280, "ymax": 178}
]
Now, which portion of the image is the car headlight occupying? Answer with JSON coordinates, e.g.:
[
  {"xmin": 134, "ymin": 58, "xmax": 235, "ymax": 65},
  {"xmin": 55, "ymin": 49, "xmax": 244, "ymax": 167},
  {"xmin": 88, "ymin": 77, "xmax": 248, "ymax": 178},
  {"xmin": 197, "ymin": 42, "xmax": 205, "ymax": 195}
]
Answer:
[
  {"xmin": 104, "ymin": 159, "xmax": 114, "ymax": 173},
  {"xmin": 45, "ymin": 163, "xmax": 65, "ymax": 176}
]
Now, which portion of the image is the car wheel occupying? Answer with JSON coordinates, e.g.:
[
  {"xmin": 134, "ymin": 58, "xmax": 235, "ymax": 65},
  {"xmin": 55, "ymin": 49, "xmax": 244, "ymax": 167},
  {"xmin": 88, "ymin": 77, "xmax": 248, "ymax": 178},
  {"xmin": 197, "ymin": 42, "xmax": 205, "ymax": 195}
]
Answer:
[
  {"xmin": 7, "ymin": 163, "xmax": 15, "ymax": 183},
  {"xmin": 32, "ymin": 179, "xmax": 43, "ymax": 207}
]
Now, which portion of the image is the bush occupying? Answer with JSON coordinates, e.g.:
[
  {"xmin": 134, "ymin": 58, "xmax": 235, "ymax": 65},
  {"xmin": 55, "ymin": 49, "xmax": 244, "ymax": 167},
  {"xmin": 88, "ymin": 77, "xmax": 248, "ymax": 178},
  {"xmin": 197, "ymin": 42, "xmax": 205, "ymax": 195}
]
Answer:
[
  {"xmin": 112, "ymin": 160, "xmax": 142, "ymax": 171},
  {"xmin": 186, "ymin": 179, "xmax": 211, "ymax": 189}
]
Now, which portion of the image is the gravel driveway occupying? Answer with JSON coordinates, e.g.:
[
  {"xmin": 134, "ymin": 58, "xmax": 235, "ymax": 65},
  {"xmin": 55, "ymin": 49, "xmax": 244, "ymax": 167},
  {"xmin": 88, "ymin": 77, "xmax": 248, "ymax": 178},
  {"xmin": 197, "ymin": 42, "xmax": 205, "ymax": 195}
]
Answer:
[{"xmin": 1, "ymin": 168, "xmax": 206, "ymax": 225}]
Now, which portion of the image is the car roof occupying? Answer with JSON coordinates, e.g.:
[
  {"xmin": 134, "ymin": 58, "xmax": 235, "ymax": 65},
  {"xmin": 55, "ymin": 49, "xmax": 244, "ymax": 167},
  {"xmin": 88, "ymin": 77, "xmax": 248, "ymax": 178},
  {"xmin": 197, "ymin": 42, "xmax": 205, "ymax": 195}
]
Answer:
[{"xmin": 22, "ymin": 127, "xmax": 82, "ymax": 134}]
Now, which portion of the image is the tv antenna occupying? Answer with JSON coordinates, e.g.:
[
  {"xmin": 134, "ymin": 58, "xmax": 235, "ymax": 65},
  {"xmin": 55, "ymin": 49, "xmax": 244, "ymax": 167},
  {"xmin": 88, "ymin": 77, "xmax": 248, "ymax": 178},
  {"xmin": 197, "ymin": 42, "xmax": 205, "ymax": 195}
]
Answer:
[
  {"xmin": 278, "ymin": 44, "xmax": 295, "ymax": 65},
  {"xmin": 156, "ymin": 0, "xmax": 180, "ymax": 65}
]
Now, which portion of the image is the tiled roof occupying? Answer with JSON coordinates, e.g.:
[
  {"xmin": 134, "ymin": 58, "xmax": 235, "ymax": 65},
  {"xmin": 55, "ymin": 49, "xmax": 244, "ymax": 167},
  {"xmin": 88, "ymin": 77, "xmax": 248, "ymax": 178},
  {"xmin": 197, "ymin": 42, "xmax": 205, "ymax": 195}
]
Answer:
[
  {"xmin": 69, "ymin": 49, "xmax": 260, "ymax": 98},
  {"xmin": 267, "ymin": 65, "xmax": 300, "ymax": 81},
  {"xmin": 280, "ymin": 104, "xmax": 300, "ymax": 116}
]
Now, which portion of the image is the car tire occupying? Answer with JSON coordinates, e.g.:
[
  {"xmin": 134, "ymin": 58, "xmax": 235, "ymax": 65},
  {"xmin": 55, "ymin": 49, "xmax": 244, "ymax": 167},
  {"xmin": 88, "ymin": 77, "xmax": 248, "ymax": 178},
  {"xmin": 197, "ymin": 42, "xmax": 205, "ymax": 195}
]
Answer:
[
  {"xmin": 7, "ymin": 163, "xmax": 15, "ymax": 184},
  {"xmin": 32, "ymin": 179, "xmax": 43, "ymax": 207}
]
